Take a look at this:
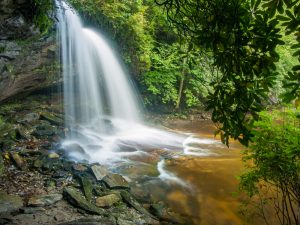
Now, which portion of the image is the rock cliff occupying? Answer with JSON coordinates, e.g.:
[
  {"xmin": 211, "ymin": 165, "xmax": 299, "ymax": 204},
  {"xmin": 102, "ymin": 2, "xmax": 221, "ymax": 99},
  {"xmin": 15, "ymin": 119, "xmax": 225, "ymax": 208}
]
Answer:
[{"xmin": 0, "ymin": 0, "xmax": 59, "ymax": 103}]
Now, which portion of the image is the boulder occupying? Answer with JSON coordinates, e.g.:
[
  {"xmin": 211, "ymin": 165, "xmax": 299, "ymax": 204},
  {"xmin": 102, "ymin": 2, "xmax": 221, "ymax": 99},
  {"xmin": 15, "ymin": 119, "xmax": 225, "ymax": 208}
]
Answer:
[
  {"xmin": 28, "ymin": 193, "xmax": 63, "ymax": 207},
  {"xmin": 62, "ymin": 143, "xmax": 90, "ymax": 160},
  {"xmin": 79, "ymin": 176, "xmax": 93, "ymax": 201},
  {"xmin": 72, "ymin": 164, "xmax": 87, "ymax": 172},
  {"xmin": 120, "ymin": 191, "xmax": 153, "ymax": 219},
  {"xmin": 32, "ymin": 123, "xmax": 57, "ymax": 138},
  {"xmin": 17, "ymin": 112, "xmax": 39, "ymax": 124},
  {"xmin": 150, "ymin": 202, "xmax": 191, "ymax": 224},
  {"xmin": 90, "ymin": 165, "xmax": 108, "ymax": 181},
  {"xmin": 48, "ymin": 152, "xmax": 60, "ymax": 159},
  {"xmin": 102, "ymin": 174, "xmax": 129, "ymax": 189},
  {"xmin": 63, "ymin": 187, "xmax": 104, "ymax": 215},
  {"xmin": 95, "ymin": 193, "xmax": 121, "ymax": 208},
  {"xmin": 0, "ymin": 191, "xmax": 23, "ymax": 214},
  {"xmin": 40, "ymin": 112, "xmax": 63, "ymax": 126}
]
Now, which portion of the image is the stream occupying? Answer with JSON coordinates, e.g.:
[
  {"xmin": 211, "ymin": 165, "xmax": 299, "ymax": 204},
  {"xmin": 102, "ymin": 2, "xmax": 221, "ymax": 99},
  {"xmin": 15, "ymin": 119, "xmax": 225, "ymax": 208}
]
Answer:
[{"xmin": 116, "ymin": 119, "xmax": 245, "ymax": 225}]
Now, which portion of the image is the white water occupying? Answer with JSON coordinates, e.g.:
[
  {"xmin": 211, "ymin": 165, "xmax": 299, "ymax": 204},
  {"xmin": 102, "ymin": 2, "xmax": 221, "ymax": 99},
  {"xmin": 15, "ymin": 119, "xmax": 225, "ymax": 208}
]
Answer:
[{"xmin": 56, "ymin": 0, "xmax": 217, "ymax": 184}]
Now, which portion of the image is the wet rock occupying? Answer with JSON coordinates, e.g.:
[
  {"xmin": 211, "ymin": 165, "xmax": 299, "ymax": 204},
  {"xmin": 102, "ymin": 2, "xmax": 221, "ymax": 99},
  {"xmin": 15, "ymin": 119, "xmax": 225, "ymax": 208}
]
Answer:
[
  {"xmin": 112, "ymin": 206, "xmax": 158, "ymax": 225},
  {"xmin": 102, "ymin": 174, "xmax": 129, "ymax": 189},
  {"xmin": 10, "ymin": 152, "xmax": 26, "ymax": 170},
  {"xmin": 48, "ymin": 152, "xmax": 60, "ymax": 159},
  {"xmin": 40, "ymin": 112, "xmax": 63, "ymax": 126},
  {"xmin": 120, "ymin": 191, "xmax": 153, "ymax": 219},
  {"xmin": 79, "ymin": 176, "xmax": 93, "ymax": 201},
  {"xmin": 93, "ymin": 185, "xmax": 105, "ymax": 196},
  {"xmin": 44, "ymin": 159, "xmax": 63, "ymax": 171},
  {"xmin": 72, "ymin": 164, "xmax": 87, "ymax": 172},
  {"xmin": 63, "ymin": 143, "xmax": 85, "ymax": 154},
  {"xmin": 20, "ymin": 207, "xmax": 45, "ymax": 214},
  {"xmin": 27, "ymin": 193, "xmax": 63, "ymax": 207},
  {"xmin": 0, "ymin": 191, "xmax": 23, "ymax": 214},
  {"xmin": 95, "ymin": 193, "xmax": 121, "ymax": 208},
  {"xmin": 63, "ymin": 187, "xmax": 104, "ymax": 215},
  {"xmin": 18, "ymin": 113, "xmax": 40, "ymax": 124},
  {"xmin": 90, "ymin": 165, "xmax": 108, "ymax": 181},
  {"xmin": 116, "ymin": 218, "xmax": 135, "ymax": 225},
  {"xmin": 32, "ymin": 123, "xmax": 57, "ymax": 137},
  {"xmin": 62, "ymin": 143, "xmax": 90, "ymax": 160},
  {"xmin": 150, "ymin": 202, "xmax": 191, "ymax": 224},
  {"xmin": 58, "ymin": 217, "xmax": 116, "ymax": 225}
]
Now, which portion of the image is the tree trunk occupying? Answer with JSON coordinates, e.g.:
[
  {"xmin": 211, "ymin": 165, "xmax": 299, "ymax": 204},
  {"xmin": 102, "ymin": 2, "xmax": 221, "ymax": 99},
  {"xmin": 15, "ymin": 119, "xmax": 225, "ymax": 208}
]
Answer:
[{"xmin": 176, "ymin": 57, "xmax": 187, "ymax": 110}]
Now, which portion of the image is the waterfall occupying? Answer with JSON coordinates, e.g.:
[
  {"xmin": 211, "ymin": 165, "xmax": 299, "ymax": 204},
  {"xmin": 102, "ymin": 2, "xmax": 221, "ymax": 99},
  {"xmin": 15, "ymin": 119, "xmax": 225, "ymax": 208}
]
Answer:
[
  {"xmin": 56, "ymin": 0, "xmax": 141, "ymax": 136},
  {"xmin": 56, "ymin": 0, "xmax": 210, "ymax": 167}
]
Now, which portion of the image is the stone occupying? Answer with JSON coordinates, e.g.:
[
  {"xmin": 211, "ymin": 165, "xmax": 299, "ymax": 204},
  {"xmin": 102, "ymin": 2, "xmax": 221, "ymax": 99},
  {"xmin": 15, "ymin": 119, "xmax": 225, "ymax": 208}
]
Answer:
[
  {"xmin": 63, "ymin": 187, "xmax": 104, "ymax": 215},
  {"xmin": 120, "ymin": 191, "xmax": 153, "ymax": 219},
  {"xmin": 27, "ymin": 193, "xmax": 62, "ymax": 207},
  {"xmin": 62, "ymin": 143, "xmax": 90, "ymax": 160},
  {"xmin": 93, "ymin": 185, "xmax": 105, "ymax": 196},
  {"xmin": 32, "ymin": 123, "xmax": 57, "ymax": 137},
  {"xmin": 79, "ymin": 176, "xmax": 93, "ymax": 201},
  {"xmin": 102, "ymin": 174, "xmax": 129, "ymax": 189},
  {"xmin": 10, "ymin": 152, "xmax": 26, "ymax": 170},
  {"xmin": 48, "ymin": 152, "xmax": 60, "ymax": 159},
  {"xmin": 58, "ymin": 217, "xmax": 116, "ymax": 225},
  {"xmin": 0, "ymin": 191, "xmax": 23, "ymax": 214},
  {"xmin": 40, "ymin": 112, "xmax": 63, "ymax": 126},
  {"xmin": 90, "ymin": 165, "xmax": 108, "ymax": 181},
  {"xmin": 72, "ymin": 164, "xmax": 87, "ymax": 172},
  {"xmin": 18, "ymin": 113, "xmax": 40, "ymax": 124},
  {"xmin": 95, "ymin": 193, "xmax": 121, "ymax": 208},
  {"xmin": 150, "ymin": 202, "xmax": 191, "ymax": 224}
]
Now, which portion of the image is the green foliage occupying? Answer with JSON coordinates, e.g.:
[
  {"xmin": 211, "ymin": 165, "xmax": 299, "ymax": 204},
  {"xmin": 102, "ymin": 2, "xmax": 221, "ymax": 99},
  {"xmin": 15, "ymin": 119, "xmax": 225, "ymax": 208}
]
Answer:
[
  {"xmin": 240, "ymin": 107, "xmax": 300, "ymax": 224},
  {"xmin": 140, "ymin": 43, "xmax": 213, "ymax": 109},
  {"xmin": 156, "ymin": 0, "xmax": 299, "ymax": 146},
  {"xmin": 31, "ymin": 0, "xmax": 54, "ymax": 33}
]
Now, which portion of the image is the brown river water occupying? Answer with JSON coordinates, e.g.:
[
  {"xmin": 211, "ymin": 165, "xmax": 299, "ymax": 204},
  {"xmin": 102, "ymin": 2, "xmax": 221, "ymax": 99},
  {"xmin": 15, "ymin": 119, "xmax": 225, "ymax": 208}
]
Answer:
[
  {"xmin": 104, "ymin": 118, "xmax": 271, "ymax": 224},
  {"xmin": 156, "ymin": 120, "xmax": 245, "ymax": 225}
]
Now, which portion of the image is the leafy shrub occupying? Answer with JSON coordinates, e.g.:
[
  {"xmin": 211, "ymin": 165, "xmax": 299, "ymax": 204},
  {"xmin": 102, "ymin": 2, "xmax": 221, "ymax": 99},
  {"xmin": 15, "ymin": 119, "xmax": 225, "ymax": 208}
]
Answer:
[{"xmin": 240, "ymin": 107, "xmax": 300, "ymax": 224}]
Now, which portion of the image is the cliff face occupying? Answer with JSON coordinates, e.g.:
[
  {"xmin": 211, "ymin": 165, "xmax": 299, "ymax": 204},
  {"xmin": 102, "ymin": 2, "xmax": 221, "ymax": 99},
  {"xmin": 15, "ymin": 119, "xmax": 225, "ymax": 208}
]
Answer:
[{"xmin": 0, "ymin": 0, "xmax": 59, "ymax": 103}]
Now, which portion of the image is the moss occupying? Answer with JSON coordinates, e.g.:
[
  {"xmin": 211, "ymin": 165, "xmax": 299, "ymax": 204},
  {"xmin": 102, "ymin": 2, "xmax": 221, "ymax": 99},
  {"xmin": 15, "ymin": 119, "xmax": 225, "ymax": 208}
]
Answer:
[
  {"xmin": 32, "ymin": 0, "xmax": 54, "ymax": 34},
  {"xmin": 0, "ymin": 102, "xmax": 23, "ymax": 115}
]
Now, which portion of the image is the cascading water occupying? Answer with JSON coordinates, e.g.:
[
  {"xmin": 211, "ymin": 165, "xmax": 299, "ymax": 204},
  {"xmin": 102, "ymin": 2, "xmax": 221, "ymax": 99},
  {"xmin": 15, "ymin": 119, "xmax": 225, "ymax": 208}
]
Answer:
[
  {"xmin": 56, "ymin": 0, "xmax": 217, "ymax": 185},
  {"xmin": 57, "ymin": 0, "xmax": 141, "ymax": 130}
]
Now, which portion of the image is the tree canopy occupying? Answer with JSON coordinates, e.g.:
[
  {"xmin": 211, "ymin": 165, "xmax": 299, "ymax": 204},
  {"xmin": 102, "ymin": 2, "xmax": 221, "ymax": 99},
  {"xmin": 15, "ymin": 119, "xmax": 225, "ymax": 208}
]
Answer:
[{"xmin": 155, "ymin": 0, "xmax": 300, "ymax": 145}]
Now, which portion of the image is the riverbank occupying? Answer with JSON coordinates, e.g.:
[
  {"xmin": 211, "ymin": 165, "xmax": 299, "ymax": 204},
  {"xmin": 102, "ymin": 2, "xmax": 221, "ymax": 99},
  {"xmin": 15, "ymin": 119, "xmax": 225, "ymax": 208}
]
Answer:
[
  {"xmin": 0, "ymin": 93, "xmax": 198, "ymax": 225},
  {"xmin": 0, "ymin": 92, "xmax": 252, "ymax": 225}
]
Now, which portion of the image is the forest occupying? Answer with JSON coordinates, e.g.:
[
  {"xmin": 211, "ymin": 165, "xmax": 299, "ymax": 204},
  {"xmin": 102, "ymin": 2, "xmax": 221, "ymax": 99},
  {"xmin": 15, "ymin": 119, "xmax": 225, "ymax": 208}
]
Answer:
[{"xmin": 0, "ymin": 0, "xmax": 299, "ymax": 224}]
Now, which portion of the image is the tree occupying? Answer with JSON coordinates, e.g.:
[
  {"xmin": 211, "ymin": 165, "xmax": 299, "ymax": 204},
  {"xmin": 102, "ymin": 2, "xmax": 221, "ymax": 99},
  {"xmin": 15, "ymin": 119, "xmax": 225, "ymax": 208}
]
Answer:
[
  {"xmin": 239, "ymin": 108, "xmax": 300, "ymax": 224},
  {"xmin": 155, "ymin": 0, "xmax": 300, "ymax": 146}
]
